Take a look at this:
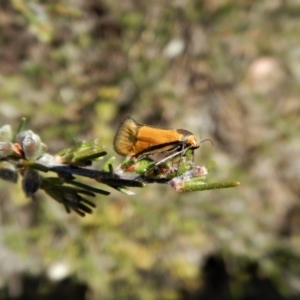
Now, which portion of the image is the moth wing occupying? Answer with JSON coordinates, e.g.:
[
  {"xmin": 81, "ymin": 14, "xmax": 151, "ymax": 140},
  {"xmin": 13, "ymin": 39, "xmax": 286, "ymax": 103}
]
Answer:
[{"xmin": 113, "ymin": 116, "xmax": 139, "ymax": 156}]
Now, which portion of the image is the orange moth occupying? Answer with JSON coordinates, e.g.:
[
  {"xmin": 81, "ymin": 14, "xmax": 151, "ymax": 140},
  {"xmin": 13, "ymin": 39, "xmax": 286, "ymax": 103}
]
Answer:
[{"xmin": 113, "ymin": 116, "xmax": 200, "ymax": 158}]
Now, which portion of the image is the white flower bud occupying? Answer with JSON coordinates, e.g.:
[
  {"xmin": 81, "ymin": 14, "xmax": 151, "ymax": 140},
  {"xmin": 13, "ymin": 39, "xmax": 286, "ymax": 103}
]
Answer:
[
  {"xmin": 0, "ymin": 125, "xmax": 12, "ymax": 142},
  {"xmin": 0, "ymin": 142, "xmax": 13, "ymax": 158},
  {"xmin": 16, "ymin": 130, "xmax": 43, "ymax": 160}
]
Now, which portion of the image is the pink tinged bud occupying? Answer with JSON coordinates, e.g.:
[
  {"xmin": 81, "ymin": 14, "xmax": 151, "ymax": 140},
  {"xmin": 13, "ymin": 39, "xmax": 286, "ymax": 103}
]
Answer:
[
  {"xmin": 168, "ymin": 166, "xmax": 208, "ymax": 192},
  {"xmin": 11, "ymin": 143, "xmax": 23, "ymax": 157},
  {"xmin": 169, "ymin": 177, "xmax": 185, "ymax": 192},
  {"xmin": 189, "ymin": 166, "xmax": 208, "ymax": 177},
  {"xmin": 22, "ymin": 168, "xmax": 40, "ymax": 197}
]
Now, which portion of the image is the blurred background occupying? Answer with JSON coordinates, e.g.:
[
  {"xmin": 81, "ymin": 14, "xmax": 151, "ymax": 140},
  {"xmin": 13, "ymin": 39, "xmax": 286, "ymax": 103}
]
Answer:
[{"xmin": 1, "ymin": 0, "xmax": 300, "ymax": 299}]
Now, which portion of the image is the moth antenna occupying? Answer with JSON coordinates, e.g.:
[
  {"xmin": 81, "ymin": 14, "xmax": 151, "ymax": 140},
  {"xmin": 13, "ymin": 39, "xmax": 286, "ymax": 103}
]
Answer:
[{"xmin": 200, "ymin": 139, "xmax": 214, "ymax": 147}]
